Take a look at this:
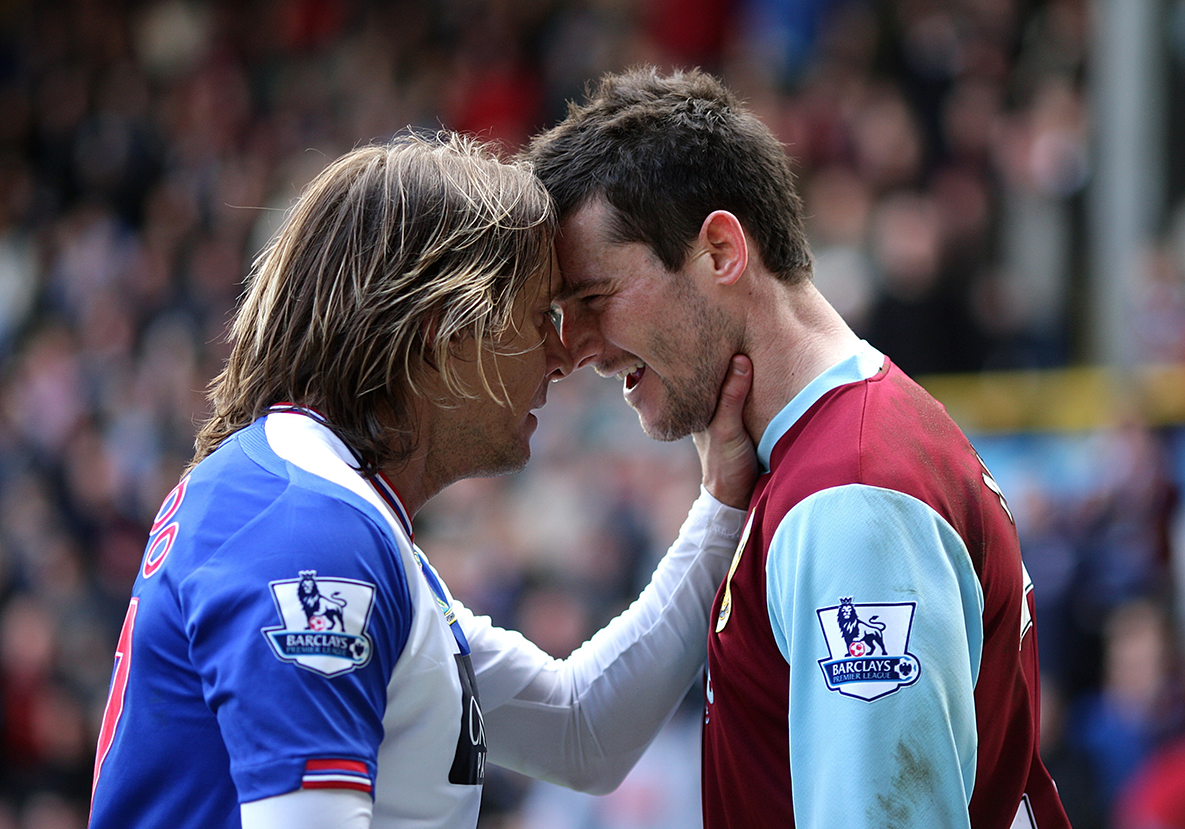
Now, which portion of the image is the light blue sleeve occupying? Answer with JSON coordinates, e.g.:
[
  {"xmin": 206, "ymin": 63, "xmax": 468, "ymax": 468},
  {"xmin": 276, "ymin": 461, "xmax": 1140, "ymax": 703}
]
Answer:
[{"xmin": 765, "ymin": 484, "xmax": 984, "ymax": 827}]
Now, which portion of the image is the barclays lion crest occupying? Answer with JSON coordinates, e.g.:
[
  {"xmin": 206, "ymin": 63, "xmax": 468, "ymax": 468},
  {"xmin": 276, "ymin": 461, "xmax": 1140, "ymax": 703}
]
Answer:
[
  {"xmin": 816, "ymin": 598, "xmax": 920, "ymax": 701},
  {"xmin": 262, "ymin": 570, "xmax": 376, "ymax": 677}
]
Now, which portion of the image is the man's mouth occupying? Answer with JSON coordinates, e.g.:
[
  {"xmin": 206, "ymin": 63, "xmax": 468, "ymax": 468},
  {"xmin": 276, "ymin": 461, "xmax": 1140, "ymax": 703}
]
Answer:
[{"xmin": 616, "ymin": 361, "xmax": 646, "ymax": 391}]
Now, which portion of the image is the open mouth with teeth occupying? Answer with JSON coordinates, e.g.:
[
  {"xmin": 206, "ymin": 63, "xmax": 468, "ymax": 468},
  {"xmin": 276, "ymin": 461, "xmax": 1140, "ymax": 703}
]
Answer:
[{"xmin": 617, "ymin": 361, "xmax": 646, "ymax": 391}]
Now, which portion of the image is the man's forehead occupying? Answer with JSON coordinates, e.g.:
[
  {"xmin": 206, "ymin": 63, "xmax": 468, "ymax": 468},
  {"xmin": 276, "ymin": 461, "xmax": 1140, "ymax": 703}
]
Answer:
[
  {"xmin": 552, "ymin": 272, "xmax": 612, "ymax": 303},
  {"xmin": 556, "ymin": 198, "xmax": 614, "ymax": 257},
  {"xmin": 553, "ymin": 197, "xmax": 646, "ymax": 303}
]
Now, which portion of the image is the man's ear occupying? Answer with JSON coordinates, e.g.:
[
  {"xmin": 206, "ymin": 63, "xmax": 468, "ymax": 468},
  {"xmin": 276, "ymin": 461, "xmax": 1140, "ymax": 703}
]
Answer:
[{"xmin": 699, "ymin": 210, "xmax": 748, "ymax": 287}]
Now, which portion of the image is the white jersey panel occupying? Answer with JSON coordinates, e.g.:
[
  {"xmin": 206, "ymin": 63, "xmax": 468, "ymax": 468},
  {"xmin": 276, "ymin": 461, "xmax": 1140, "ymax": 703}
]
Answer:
[{"xmin": 266, "ymin": 413, "xmax": 484, "ymax": 828}]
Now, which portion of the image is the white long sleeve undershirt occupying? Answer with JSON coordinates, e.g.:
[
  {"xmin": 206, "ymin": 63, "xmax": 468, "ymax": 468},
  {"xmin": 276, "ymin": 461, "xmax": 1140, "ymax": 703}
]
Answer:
[{"xmin": 242, "ymin": 487, "xmax": 744, "ymax": 827}]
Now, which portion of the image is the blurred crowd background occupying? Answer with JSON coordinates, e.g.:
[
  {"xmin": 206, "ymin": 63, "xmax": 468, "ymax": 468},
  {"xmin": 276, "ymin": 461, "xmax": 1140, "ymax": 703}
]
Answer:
[{"xmin": 0, "ymin": 0, "xmax": 1182, "ymax": 826}]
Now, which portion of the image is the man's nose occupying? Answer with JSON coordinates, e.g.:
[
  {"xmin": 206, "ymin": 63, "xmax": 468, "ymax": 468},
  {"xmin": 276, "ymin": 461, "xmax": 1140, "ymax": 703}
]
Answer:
[
  {"xmin": 558, "ymin": 305, "xmax": 601, "ymax": 371},
  {"xmin": 544, "ymin": 318, "xmax": 574, "ymax": 379}
]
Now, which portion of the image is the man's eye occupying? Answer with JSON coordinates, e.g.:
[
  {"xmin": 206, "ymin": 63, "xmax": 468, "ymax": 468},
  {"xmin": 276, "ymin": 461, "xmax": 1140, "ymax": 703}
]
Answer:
[{"xmin": 547, "ymin": 307, "xmax": 562, "ymax": 332}]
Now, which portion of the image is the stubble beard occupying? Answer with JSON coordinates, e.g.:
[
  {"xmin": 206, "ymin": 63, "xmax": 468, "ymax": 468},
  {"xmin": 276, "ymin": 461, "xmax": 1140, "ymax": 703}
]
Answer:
[
  {"xmin": 431, "ymin": 413, "xmax": 532, "ymax": 488},
  {"xmin": 641, "ymin": 373, "xmax": 719, "ymax": 441},
  {"xmin": 472, "ymin": 426, "xmax": 532, "ymax": 478},
  {"xmin": 637, "ymin": 294, "xmax": 741, "ymax": 442}
]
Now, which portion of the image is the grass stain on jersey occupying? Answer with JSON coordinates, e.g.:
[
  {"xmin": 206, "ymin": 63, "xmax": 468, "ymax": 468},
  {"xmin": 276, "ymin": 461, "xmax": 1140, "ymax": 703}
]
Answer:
[{"xmin": 869, "ymin": 737, "xmax": 938, "ymax": 828}]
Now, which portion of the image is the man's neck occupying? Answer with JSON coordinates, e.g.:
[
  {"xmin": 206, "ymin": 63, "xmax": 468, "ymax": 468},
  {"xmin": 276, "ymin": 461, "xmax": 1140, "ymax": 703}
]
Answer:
[
  {"xmin": 742, "ymin": 280, "xmax": 861, "ymax": 448},
  {"xmin": 378, "ymin": 456, "xmax": 432, "ymax": 519},
  {"xmin": 376, "ymin": 395, "xmax": 435, "ymax": 519}
]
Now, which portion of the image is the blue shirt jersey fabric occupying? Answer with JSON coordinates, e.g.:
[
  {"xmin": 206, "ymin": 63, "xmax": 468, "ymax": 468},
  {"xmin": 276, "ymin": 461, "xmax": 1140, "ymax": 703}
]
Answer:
[
  {"xmin": 89, "ymin": 411, "xmax": 484, "ymax": 828},
  {"xmin": 90, "ymin": 409, "xmax": 747, "ymax": 829}
]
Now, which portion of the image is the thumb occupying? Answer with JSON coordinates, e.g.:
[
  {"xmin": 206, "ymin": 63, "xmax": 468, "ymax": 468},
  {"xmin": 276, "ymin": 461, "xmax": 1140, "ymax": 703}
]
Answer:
[
  {"xmin": 714, "ymin": 354, "xmax": 753, "ymax": 433},
  {"xmin": 693, "ymin": 354, "xmax": 757, "ymax": 509}
]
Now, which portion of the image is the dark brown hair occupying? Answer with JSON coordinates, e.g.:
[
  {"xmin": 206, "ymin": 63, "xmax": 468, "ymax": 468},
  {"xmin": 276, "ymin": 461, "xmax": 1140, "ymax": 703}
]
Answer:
[{"xmin": 523, "ymin": 66, "xmax": 812, "ymax": 283}]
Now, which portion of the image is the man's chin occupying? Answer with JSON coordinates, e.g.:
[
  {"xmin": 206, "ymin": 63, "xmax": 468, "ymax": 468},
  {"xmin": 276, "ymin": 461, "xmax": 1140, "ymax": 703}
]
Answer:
[
  {"xmin": 637, "ymin": 410, "xmax": 703, "ymax": 443},
  {"xmin": 631, "ymin": 380, "xmax": 716, "ymax": 443},
  {"xmin": 487, "ymin": 436, "xmax": 534, "ymax": 478},
  {"xmin": 470, "ymin": 451, "xmax": 530, "ymax": 479}
]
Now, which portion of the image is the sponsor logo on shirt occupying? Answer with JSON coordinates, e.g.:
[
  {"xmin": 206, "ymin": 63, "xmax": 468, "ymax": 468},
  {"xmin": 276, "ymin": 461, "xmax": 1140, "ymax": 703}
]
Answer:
[
  {"xmin": 816, "ymin": 598, "xmax": 920, "ymax": 701},
  {"xmin": 262, "ymin": 570, "xmax": 376, "ymax": 677}
]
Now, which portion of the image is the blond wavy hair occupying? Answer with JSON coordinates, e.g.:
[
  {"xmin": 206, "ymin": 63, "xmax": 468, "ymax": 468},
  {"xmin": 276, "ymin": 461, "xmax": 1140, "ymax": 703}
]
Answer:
[{"xmin": 192, "ymin": 132, "xmax": 556, "ymax": 474}]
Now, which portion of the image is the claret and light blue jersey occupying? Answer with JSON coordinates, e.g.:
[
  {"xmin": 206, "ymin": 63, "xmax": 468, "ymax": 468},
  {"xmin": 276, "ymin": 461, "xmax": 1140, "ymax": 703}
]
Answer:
[{"xmin": 702, "ymin": 341, "xmax": 1071, "ymax": 829}]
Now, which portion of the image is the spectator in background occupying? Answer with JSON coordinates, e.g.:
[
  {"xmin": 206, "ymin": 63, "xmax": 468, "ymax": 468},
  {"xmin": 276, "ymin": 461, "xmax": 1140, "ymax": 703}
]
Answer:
[
  {"xmin": 1039, "ymin": 679, "xmax": 1106, "ymax": 829},
  {"xmin": 1113, "ymin": 735, "xmax": 1185, "ymax": 829},
  {"xmin": 0, "ymin": 2, "xmax": 1176, "ymax": 827},
  {"xmin": 1072, "ymin": 599, "xmax": 1185, "ymax": 816}
]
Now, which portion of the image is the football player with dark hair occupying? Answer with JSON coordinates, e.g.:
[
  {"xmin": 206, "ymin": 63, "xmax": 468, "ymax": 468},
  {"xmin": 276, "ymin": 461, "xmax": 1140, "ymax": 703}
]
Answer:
[{"xmin": 527, "ymin": 67, "xmax": 1071, "ymax": 829}]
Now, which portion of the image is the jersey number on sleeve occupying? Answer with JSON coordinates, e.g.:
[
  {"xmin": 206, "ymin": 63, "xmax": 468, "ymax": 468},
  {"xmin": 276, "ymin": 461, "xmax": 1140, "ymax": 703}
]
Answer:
[
  {"xmin": 976, "ymin": 453, "xmax": 1033, "ymax": 650},
  {"xmin": 92, "ymin": 598, "xmax": 138, "ymax": 797}
]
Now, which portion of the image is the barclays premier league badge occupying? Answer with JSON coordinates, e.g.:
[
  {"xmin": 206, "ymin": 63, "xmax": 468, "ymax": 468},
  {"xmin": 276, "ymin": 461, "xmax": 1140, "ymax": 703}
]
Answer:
[
  {"xmin": 816, "ymin": 598, "xmax": 921, "ymax": 702},
  {"xmin": 262, "ymin": 570, "xmax": 377, "ymax": 677}
]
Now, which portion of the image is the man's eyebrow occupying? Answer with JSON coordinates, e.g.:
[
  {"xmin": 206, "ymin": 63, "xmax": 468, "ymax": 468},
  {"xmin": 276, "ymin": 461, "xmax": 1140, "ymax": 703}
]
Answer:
[{"xmin": 552, "ymin": 277, "xmax": 612, "ymax": 303}]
